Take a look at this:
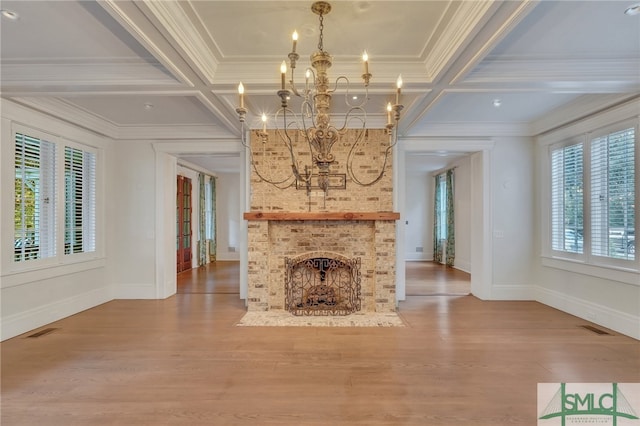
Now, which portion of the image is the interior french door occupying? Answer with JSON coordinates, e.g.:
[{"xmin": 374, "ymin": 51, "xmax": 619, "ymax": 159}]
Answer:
[{"xmin": 177, "ymin": 175, "xmax": 192, "ymax": 273}]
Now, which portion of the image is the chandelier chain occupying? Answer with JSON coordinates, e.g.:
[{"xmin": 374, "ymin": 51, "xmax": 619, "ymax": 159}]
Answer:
[{"xmin": 318, "ymin": 13, "xmax": 324, "ymax": 51}]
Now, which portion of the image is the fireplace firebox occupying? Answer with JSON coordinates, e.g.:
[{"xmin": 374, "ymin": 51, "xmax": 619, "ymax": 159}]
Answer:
[{"xmin": 285, "ymin": 254, "xmax": 361, "ymax": 316}]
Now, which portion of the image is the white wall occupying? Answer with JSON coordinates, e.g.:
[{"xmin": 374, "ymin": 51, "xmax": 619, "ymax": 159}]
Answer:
[
  {"xmin": 453, "ymin": 156, "xmax": 471, "ymax": 273},
  {"xmin": 1, "ymin": 100, "xmax": 112, "ymax": 340},
  {"xmin": 108, "ymin": 141, "xmax": 158, "ymax": 298},
  {"xmin": 489, "ymin": 136, "xmax": 535, "ymax": 299},
  {"xmin": 215, "ymin": 172, "xmax": 241, "ymax": 261},
  {"xmin": 404, "ymin": 172, "xmax": 431, "ymax": 261}
]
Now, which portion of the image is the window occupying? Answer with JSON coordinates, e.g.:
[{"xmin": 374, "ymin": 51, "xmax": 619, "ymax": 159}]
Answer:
[
  {"xmin": 13, "ymin": 128, "xmax": 98, "ymax": 265},
  {"xmin": 550, "ymin": 122, "xmax": 636, "ymax": 266},
  {"xmin": 64, "ymin": 146, "xmax": 96, "ymax": 254},
  {"xmin": 591, "ymin": 128, "xmax": 635, "ymax": 260},
  {"xmin": 14, "ymin": 133, "xmax": 57, "ymax": 262},
  {"xmin": 551, "ymin": 143, "xmax": 583, "ymax": 254}
]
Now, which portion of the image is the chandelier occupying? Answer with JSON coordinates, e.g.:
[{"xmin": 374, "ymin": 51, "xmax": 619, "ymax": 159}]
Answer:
[{"xmin": 235, "ymin": 1, "xmax": 403, "ymax": 196}]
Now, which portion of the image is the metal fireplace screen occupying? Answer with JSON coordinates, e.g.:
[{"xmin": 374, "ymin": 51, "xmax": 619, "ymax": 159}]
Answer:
[{"xmin": 285, "ymin": 256, "xmax": 361, "ymax": 316}]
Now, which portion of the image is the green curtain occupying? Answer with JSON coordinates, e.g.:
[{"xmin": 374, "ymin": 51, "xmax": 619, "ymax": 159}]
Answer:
[
  {"xmin": 198, "ymin": 173, "xmax": 207, "ymax": 266},
  {"xmin": 445, "ymin": 169, "xmax": 455, "ymax": 267},
  {"xmin": 433, "ymin": 174, "xmax": 443, "ymax": 263},
  {"xmin": 209, "ymin": 176, "xmax": 217, "ymax": 262}
]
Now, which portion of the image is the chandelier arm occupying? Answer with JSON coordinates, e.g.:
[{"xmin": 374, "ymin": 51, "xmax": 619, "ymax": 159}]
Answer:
[
  {"xmin": 246, "ymin": 136, "xmax": 296, "ymax": 188},
  {"xmin": 298, "ymin": 103, "xmax": 319, "ymax": 166},
  {"xmin": 275, "ymin": 107, "xmax": 312, "ymax": 184},
  {"xmin": 239, "ymin": 121, "xmax": 249, "ymax": 149},
  {"xmin": 327, "ymin": 75, "xmax": 346, "ymax": 94},
  {"xmin": 288, "ymin": 66, "xmax": 303, "ymax": 98},
  {"xmin": 305, "ymin": 68, "xmax": 317, "ymax": 103},
  {"xmin": 347, "ymin": 143, "xmax": 393, "ymax": 187},
  {"xmin": 300, "ymin": 99, "xmax": 318, "ymax": 133},
  {"xmin": 336, "ymin": 76, "xmax": 370, "ymax": 109},
  {"xmin": 249, "ymin": 152, "xmax": 297, "ymax": 188},
  {"xmin": 334, "ymin": 106, "xmax": 367, "ymax": 133},
  {"xmin": 345, "ymin": 124, "xmax": 395, "ymax": 187}
]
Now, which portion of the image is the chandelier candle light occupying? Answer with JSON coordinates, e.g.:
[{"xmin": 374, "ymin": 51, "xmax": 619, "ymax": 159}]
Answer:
[{"xmin": 236, "ymin": 1, "xmax": 403, "ymax": 196}]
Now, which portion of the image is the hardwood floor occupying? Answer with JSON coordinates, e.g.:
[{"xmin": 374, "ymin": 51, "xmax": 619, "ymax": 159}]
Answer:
[
  {"xmin": 177, "ymin": 261, "xmax": 240, "ymax": 294},
  {"xmin": 2, "ymin": 263, "xmax": 638, "ymax": 425},
  {"xmin": 178, "ymin": 261, "xmax": 470, "ymax": 296},
  {"xmin": 406, "ymin": 261, "xmax": 471, "ymax": 296}
]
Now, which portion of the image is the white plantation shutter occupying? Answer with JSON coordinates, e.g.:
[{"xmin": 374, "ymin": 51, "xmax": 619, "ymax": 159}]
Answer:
[
  {"xmin": 65, "ymin": 146, "xmax": 96, "ymax": 254},
  {"xmin": 591, "ymin": 127, "xmax": 635, "ymax": 260},
  {"xmin": 551, "ymin": 143, "xmax": 584, "ymax": 253},
  {"xmin": 14, "ymin": 132, "xmax": 57, "ymax": 261}
]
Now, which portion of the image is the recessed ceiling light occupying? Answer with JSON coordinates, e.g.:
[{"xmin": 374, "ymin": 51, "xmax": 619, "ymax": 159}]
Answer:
[
  {"xmin": 352, "ymin": 95, "xmax": 358, "ymax": 100},
  {"xmin": 144, "ymin": 102, "xmax": 154, "ymax": 110},
  {"xmin": 493, "ymin": 99, "xmax": 502, "ymax": 108},
  {"xmin": 1, "ymin": 9, "xmax": 19, "ymax": 20},
  {"xmin": 625, "ymin": 4, "xmax": 640, "ymax": 15}
]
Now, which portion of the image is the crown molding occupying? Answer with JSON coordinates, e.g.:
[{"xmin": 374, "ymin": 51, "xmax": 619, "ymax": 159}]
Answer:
[
  {"xmin": 141, "ymin": 0, "xmax": 218, "ymax": 85},
  {"xmin": 1, "ymin": 62, "xmax": 179, "ymax": 87},
  {"xmin": 464, "ymin": 57, "xmax": 640, "ymax": 88},
  {"xmin": 212, "ymin": 60, "xmax": 427, "ymax": 88},
  {"xmin": 404, "ymin": 121, "xmax": 533, "ymax": 138},
  {"xmin": 9, "ymin": 97, "xmax": 120, "ymax": 139},
  {"xmin": 117, "ymin": 124, "xmax": 231, "ymax": 140},
  {"xmin": 533, "ymin": 94, "xmax": 640, "ymax": 138},
  {"xmin": 7, "ymin": 96, "xmax": 239, "ymax": 140},
  {"xmin": 425, "ymin": 0, "xmax": 496, "ymax": 80},
  {"xmin": 152, "ymin": 140, "xmax": 243, "ymax": 154},
  {"xmin": 400, "ymin": 136, "xmax": 495, "ymax": 153},
  {"xmin": 1, "ymin": 98, "xmax": 113, "ymax": 146}
]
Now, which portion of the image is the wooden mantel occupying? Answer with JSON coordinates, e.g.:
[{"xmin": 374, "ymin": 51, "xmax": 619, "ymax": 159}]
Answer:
[{"xmin": 243, "ymin": 212, "xmax": 400, "ymax": 221}]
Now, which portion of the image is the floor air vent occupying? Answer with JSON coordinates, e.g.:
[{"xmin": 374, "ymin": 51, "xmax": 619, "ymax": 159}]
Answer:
[
  {"xmin": 27, "ymin": 328, "xmax": 58, "ymax": 338},
  {"xmin": 580, "ymin": 325, "xmax": 611, "ymax": 335}
]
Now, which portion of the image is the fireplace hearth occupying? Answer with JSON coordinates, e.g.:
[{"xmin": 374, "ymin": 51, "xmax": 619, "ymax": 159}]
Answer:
[{"xmin": 285, "ymin": 255, "xmax": 361, "ymax": 316}]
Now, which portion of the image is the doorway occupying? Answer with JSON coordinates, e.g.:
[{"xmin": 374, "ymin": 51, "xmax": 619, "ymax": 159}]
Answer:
[
  {"xmin": 176, "ymin": 175, "xmax": 192, "ymax": 273},
  {"xmin": 174, "ymin": 155, "xmax": 243, "ymax": 295},
  {"xmin": 404, "ymin": 152, "xmax": 472, "ymax": 296}
]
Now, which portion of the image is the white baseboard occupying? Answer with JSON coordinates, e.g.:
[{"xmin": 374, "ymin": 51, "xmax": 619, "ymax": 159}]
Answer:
[
  {"xmin": 405, "ymin": 255, "xmax": 430, "ymax": 262},
  {"xmin": 454, "ymin": 261, "xmax": 471, "ymax": 274},
  {"xmin": 1, "ymin": 286, "xmax": 112, "ymax": 342},
  {"xmin": 489, "ymin": 284, "xmax": 533, "ymax": 300},
  {"xmin": 215, "ymin": 253, "xmax": 241, "ymax": 261},
  {"xmin": 113, "ymin": 283, "xmax": 158, "ymax": 299},
  {"xmin": 535, "ymin": 286, "xmax": 640, "ymax": 340}
]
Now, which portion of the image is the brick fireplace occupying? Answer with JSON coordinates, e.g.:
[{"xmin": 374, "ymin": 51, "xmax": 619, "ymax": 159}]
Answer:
[{"xmin": 244, "ymin": 129, "xmax": 399, "ymax": 317}]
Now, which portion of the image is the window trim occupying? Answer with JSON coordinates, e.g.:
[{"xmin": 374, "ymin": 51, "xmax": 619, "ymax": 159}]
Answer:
[
  {"xmin": 5, "ymin": 123, "xmax": 103, "ymax": 274},
  {"xmin": 540, "ymin": 116, "xmax": 639, "ymax": 285}
]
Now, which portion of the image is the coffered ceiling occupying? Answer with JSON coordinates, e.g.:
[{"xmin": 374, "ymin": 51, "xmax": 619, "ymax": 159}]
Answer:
[{"xmin": 1, "ymin": 1, "xmax": 639, "ymax": 170}]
